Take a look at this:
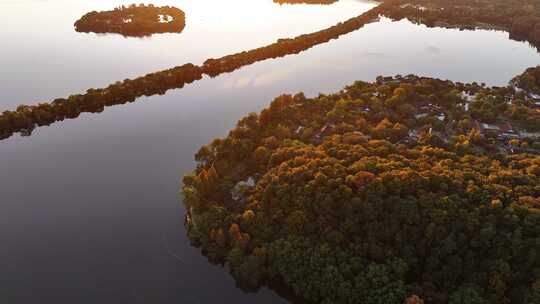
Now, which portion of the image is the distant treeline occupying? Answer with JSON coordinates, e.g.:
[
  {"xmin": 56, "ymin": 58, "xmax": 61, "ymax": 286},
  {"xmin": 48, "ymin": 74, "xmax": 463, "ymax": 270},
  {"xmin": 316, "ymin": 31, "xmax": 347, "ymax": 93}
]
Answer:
[
  {"xmin": 183, "ymin": 72, "xmax": 540, "ymax": 304},
  {"xmin": 0, "ymin": 8, "xmax": 381, "ymax": 140},
  {"xmin": 74, "ymin": 4, "xmax": 186, "ymax": 37},
  {"xmin": 377, "ymin": 0, "xmax": 540, "ymax": 50}
]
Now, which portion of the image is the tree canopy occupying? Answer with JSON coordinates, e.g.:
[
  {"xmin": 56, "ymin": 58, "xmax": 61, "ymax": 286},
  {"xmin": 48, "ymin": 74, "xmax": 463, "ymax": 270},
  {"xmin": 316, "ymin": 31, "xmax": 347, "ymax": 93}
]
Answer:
[
  {"xmin": 183, "ymin": 73, "xmax": 540, "ymax": 304},
  {"xmin": 376, "ymin": 0, "xmax": 540, "ymax": 50}
]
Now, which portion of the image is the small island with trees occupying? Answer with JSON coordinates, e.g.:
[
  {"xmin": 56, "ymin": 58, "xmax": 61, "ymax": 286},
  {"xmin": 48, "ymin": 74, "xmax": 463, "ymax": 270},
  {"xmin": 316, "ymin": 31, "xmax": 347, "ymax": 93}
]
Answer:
[{"xmin": 74, "ymin": 4, "xmax": 186, "ymax": 37}]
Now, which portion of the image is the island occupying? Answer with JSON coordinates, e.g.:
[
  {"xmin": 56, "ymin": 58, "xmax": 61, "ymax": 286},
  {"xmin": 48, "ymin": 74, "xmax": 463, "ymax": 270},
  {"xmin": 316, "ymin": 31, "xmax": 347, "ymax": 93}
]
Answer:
[
  {"xmin": 4, "ymin": 0, "xmax": 540, "ymax": 141},
  {"xmin": 377, "ymin": 0, "xmax": 540, "ymax": 50},
  {"xmin": 183, "ymin": 68, "xmax": 540, "ymax": 304},
  {"xmin": 74, "ymin": 4, "xmax": 186, "ymax": 37}
]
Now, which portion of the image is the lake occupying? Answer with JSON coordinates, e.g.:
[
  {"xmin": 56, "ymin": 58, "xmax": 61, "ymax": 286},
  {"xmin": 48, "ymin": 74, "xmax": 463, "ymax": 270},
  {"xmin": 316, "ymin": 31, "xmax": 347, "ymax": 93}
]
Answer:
[{"xmin": 0, "ymin": 0, "xmax": 539, "ymax": 303}]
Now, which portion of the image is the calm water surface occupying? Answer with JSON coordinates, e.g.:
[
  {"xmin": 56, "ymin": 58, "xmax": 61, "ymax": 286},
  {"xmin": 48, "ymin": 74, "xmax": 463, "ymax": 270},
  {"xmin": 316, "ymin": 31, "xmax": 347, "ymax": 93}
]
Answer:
[{"xmin": 0, "ymin": 0, "xmax": 539, "ymax": 303}]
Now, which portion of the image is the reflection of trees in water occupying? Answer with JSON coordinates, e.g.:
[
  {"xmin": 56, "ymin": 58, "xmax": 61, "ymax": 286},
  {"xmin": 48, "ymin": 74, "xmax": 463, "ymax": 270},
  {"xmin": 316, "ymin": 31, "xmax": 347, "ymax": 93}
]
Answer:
[{"xmin": 74, "ymin": 4, "xmax": 186, "ymax": 37}]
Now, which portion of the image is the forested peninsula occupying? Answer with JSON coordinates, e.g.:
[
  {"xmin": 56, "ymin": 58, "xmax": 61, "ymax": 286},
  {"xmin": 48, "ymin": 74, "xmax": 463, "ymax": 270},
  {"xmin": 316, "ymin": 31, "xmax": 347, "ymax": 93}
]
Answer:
[
  {"xmin": 74, "ymin": 4, "xmax": 186, "ymax": 37},
  {"xmin": 183, "ymin": 69, "xmax": 540, "ymax": 304}
]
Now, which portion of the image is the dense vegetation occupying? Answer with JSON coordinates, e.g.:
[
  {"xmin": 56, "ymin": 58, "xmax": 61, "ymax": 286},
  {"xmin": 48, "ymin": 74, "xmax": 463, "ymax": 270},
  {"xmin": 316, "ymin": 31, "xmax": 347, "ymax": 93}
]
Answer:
[
  {"xmin": 377, "ymin": 0, "xmax": 540, "ymax": 49},
  {"xmin": 74, "ymin": 4, "xmax": 185, "ymax": 37},
  {"xmin": 5, "ymin": 0, "xmax": 540, "ymax": 141},
  {"xmin": 183, "ymin": 72, "xmax": 540, "ymax": 304}
]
